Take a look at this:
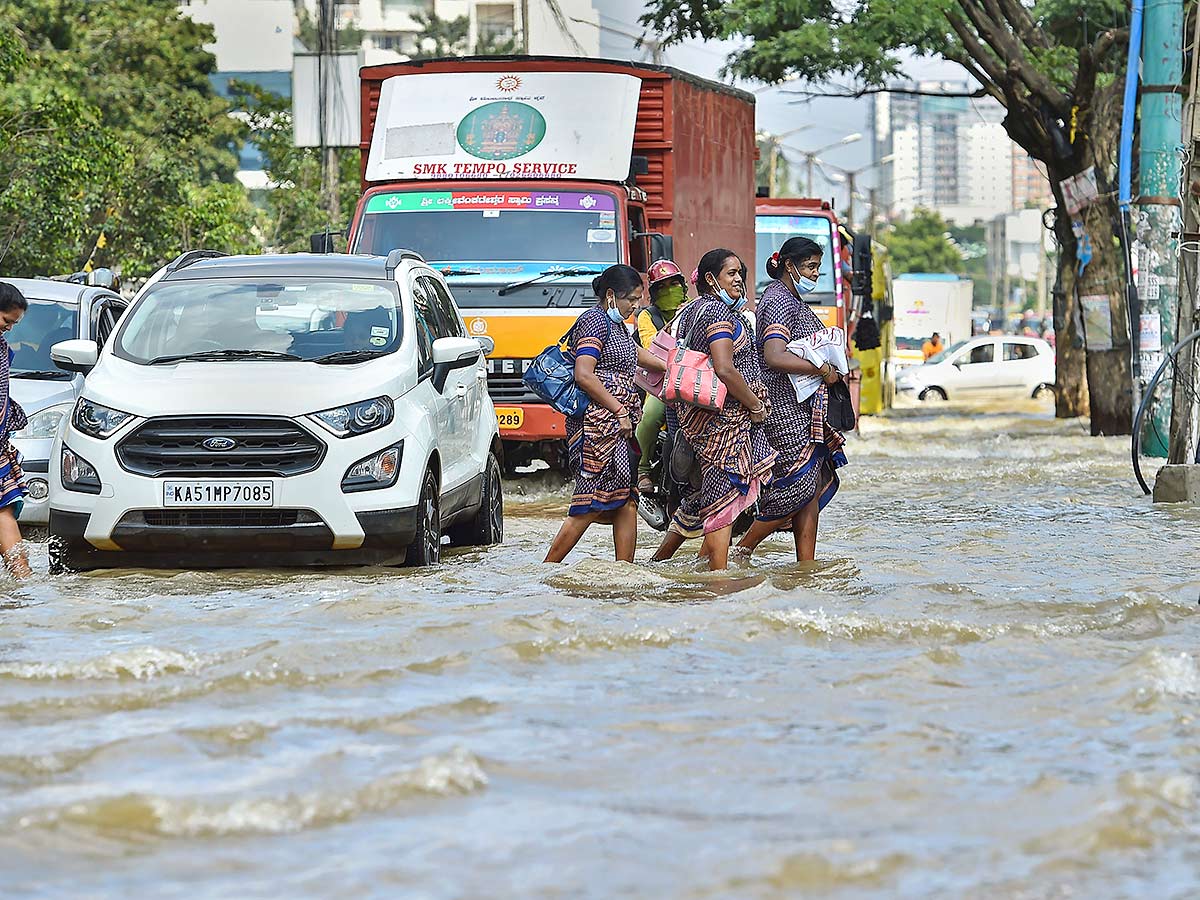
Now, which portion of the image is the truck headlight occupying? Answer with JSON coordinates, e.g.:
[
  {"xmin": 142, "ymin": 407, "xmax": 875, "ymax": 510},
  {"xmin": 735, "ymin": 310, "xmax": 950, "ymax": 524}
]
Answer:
[
  {"xmin": 72, "ymin": 399, "xmax": 133, "ymax": 439},
  {"xmin": 61, "ymin": 446, "xmax": 101, "ymax": 494},
  {"xmin": 309, "ymin": 396, "xmax": 394, "ymax": 438},
  {"xmin": 342, "ymin": 443, "xmax": 403, "ymax": 493},
  {"xmin": 12, "ymin": 402, "xmax": 72, "ymax": 440}
]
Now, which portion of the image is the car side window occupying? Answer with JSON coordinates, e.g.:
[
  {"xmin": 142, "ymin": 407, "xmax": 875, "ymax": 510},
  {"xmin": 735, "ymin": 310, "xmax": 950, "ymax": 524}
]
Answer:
[
  {"xmin": 422, "ymin": 277, "xmax": 466, "ymax": 338},
  {"xmin": 415, "ymin": 275, "xmax": 461, "ymax": 339},
  {"xmin": 409, "ymin": 279, "xmax": 436, "ymax": 378},
  {"xmin": 94, "ymin": 300, "xmax": 127, "ymax": 348},
  {"xmin": 1004, "ymin": 342, "xmax": 1037, "ymax": 361},
  {"xmin": 963, "ymin": 343, "xmax": 994, "ymax": 365}
]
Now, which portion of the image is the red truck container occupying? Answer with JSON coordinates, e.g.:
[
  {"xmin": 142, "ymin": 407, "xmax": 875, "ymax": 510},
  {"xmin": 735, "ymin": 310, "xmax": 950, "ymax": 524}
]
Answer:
[{"xmin": 348, "ymin": 56, "xmax": 756, "ymax": 469}]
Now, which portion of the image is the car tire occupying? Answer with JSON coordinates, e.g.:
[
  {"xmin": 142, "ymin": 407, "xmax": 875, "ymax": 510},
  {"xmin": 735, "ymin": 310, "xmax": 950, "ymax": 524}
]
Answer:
[
  {"xmin": 1032, "ymin": 383, "xmax": 1054, "ymax": 400},
  {"xmin": 919, "ymin": 387, "xmax": 948, "ymax": 402},
  {"xmin": 48, "ymin": 536, "xmax": 67, "ymax": 576},
  {"xmin": 449, "ymin": 452, "xmax": 504, "ymax": 548},
  {"xmin": 405, "ymin": 468, "xmax": 441, "ymax": 567}
]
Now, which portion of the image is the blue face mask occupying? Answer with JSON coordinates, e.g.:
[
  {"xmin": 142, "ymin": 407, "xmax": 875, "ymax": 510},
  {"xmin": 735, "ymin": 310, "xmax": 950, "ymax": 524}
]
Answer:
[
  {"xmin": 796, "ymin": 276, "xmax": 818, "ymax": 295},
  {"xmin": 606, "ymin": 305, "xmax": 626, "ymax": 325},
  {"xmin": 711, "ymin": 282, "xmax": 747, "ymax": 312}
]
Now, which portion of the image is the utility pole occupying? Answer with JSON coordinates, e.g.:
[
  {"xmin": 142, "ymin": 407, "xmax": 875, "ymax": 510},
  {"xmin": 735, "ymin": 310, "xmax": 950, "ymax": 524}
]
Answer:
[
  {"xmin": 868, "ymin": 187, "xmax": 878, "ymax": 240},
  {"xmin": 1168, "ymin": 7, "xmax": 1200, "ymax": 466},
  {"xmin": 1137, "ymin": 0, "xmax": 1184, "ymax": 456},
  {"xmin": 317, "ymin": 0, "xmax": 340, "ymax": 229},
  {"xmin": 845, "ymin": 170, "xmax": 857, "ymax": 230}
]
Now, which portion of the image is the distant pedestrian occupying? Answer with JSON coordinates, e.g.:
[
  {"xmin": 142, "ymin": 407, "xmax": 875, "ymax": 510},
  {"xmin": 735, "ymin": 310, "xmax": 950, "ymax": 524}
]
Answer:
[
  {"xmin": 922, "ymin": 332, "xmax": 944, "ymax": 360},
  {"xmin": 545, "ymin": 265, "xmax": 667, "ymax": 563},
  {"xmin": 0, "ymin": 283, "xmax": 31, "ymax": 578},
  {"xmin": 735, "ymin": 237, "xmax": 848, "ymax": 563},
  {"xmin": 656, "ymin": 249, "xmax": 775, "ymax": 570}
]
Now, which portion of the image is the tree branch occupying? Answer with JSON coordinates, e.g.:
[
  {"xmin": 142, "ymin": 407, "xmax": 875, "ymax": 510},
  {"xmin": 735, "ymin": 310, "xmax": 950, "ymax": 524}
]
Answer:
[
  {"xmin": 960, "ymin": 0, "xmax": 1071, "ymax": 115},
  {"xmin": 946, "ymin": 11, "xmax": 1009, "ymax": 91},
  {"xmin": 995, "ymin": 0, "xmax": 1050, "ymax": 51}
]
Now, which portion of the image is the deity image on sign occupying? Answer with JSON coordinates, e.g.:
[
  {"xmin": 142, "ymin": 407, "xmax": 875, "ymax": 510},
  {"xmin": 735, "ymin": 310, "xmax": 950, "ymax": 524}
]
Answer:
[{"xmin": 457, "ymin": 101, "xmax": 547, "ymax": 160}]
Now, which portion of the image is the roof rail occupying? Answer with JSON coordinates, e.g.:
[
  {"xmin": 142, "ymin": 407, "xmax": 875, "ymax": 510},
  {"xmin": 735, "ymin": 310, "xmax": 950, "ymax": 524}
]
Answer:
[
  {"xmin": 384, "ymin": 248, "xmax": 425, "ymax": 278},
  {"xmin": 164, "ymin": 249, "xmax": 228, "ymax": 276}
]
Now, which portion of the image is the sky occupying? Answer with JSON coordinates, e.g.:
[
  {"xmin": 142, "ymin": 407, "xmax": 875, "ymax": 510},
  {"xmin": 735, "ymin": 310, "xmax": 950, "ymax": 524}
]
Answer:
[{"xmin": 592, "ymin": 0, "xmax": 966, "ymax": 210}]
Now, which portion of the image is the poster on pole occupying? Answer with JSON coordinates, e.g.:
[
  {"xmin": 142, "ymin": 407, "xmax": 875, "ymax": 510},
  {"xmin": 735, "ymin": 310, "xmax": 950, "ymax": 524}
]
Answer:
[
  {"xmin": 1080, "ymin": 294, "xmax": 1113, "ymax": 350},
  {"xmin": 1139, "ymin": 313, "xmax": 1163, "ymax": 352}
]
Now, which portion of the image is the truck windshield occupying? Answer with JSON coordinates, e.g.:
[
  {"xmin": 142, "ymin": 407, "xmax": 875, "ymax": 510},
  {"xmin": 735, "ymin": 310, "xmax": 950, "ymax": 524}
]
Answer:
[
  {"xmin": 7, "ymin": 298, "xmax": 78, "ymax": 375},
  {"xmin": 354, "ymin": 189, "xmax": 621, "ymax": 276},
  {"xmin": 755, "ymin": 215, "xmax": 836, "ymax": 294},
  {"xmin": 113, "ymin": 279, "xmax": 403, "ymax": 365}
]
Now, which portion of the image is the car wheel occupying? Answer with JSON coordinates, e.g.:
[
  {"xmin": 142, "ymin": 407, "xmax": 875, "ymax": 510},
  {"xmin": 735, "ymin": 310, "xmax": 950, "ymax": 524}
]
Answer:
[
  {"xmin": 919, "ymin": 386, "xmax": 948, "ymax": 402},
  {"xmin": 449, "ymin": 452, "xmax": 504, "ymax": 547},
  {"xmin": 1032, "ymin": 383, "xmax": 1054, "ymax": 401},
  {"xmin": 405, "ymin": 469, "xmax": 441, "ymax": 567}
]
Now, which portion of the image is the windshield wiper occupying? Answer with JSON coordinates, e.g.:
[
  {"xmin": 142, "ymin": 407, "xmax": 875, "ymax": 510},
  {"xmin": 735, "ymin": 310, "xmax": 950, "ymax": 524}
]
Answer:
[
  {"xmin": 439, "ymin": 267, "xmax": 482, "ymax": 277},
  {"xmin": 147, "ymin": 349, "xmax": 303, "ymax": 365},
  {"xmin": 498, "ymin": 267, "xmax": 604, "ymax": 297},
  {"xmin": 312, "ymin": 349, "xmax": 391, "ymax": 365},
  {"xmin": 11, "ymin": 370, "xmax": 72, "ymax": 380}
]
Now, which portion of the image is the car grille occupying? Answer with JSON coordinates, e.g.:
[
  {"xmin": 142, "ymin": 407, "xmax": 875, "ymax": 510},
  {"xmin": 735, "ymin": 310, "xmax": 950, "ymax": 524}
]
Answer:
[
  {"xmin": 117, "ymin": 417, "xmax": 325, "ymax": 478},
  {"xmin": 141, "ymin": 509, "xmax": 315, "ymax": 528},
  {"xmin": 487, "ymin": 372, "xmax": 542, "ymax": 403}
]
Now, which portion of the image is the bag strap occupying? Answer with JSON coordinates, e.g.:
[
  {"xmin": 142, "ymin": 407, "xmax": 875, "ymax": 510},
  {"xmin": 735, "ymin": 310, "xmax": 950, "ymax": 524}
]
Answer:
[{"xmin": 560, "ymin": 309, "xmax": 614, "ymax": 354}]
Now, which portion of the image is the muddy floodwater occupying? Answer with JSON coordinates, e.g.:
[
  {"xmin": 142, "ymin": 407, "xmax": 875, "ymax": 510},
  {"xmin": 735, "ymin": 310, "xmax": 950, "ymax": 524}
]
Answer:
[{"xmin": 2, "ymin": 406, "xmax": 1198, "ymax": 898}]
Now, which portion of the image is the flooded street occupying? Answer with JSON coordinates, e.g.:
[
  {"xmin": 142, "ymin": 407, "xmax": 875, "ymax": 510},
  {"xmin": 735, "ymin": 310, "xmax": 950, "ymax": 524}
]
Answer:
[{"xmin": 2, "ymin": 406, "xmax": 1198, "ymax": 898}]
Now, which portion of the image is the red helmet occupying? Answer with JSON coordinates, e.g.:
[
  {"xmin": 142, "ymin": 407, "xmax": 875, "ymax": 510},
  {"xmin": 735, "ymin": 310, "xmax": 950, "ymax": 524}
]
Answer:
[{"xmin": 647, "ymin": 259, "xmax": 684, "ymax": 289}]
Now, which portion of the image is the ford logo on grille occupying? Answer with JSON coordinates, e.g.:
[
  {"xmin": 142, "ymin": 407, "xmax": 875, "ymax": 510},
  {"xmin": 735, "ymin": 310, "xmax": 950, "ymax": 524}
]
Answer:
[{"xmin": 202, "ymin": 436, "xmax": 238, "ymax": 452}]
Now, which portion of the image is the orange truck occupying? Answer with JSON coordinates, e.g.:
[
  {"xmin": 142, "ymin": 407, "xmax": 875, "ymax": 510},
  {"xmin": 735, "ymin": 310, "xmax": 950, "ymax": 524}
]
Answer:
[{"xmin": 348, "ymin": 56, "xmax": 757, "ymax": 470}]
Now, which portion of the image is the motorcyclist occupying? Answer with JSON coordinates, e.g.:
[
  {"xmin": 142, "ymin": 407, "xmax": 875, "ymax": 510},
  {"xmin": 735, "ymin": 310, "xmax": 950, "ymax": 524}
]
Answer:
[{"xmin": 634, "ymin": 259, "xmax": 688, "ymax": 494}]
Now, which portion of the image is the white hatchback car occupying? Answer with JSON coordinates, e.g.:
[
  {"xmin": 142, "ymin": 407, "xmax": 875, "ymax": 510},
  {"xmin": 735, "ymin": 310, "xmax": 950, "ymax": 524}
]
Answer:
[
  {"xmin": 895, "ymin": 335, "xmax": 1056, "ymax": 403},
  {"xmin": 47, "ymin": 250, "xmax": 503, "ymax": 571}
]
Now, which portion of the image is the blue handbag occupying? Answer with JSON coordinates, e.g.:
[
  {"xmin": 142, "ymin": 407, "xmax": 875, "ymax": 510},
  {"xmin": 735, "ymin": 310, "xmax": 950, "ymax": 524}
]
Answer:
[{"xmin": 523, "ymin": 318, "xmax": 608, "ymax": 417}]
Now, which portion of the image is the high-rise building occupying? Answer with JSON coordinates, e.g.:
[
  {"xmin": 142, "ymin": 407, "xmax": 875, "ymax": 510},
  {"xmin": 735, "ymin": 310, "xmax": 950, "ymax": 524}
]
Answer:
[
  {"xmin": 1013, "ymin": 152, "xmax": 1053, "ymax": 209},
  {"xmin": 872, "ymin": 82, "xmax": 1024, "ymax": 225}
]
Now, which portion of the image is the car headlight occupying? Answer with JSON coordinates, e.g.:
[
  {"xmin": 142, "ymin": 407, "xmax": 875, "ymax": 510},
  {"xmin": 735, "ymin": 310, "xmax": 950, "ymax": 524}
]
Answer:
[
  {"xmin": 72, "ymin": 398, "xmax": 133, "ymax": 439},
  {"xmin": 12, "ymin": 402, "xmax": 72, "ymax": 440},
  {"xmin": 308, "ymin": 396, "xmax": 394, "ymax": 438},
  {"xmin": 342, "ymin": 442, "xmax": 403, "ymax": 493}
]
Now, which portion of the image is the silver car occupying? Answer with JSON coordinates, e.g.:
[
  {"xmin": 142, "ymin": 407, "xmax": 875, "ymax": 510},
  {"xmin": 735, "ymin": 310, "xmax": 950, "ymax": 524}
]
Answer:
[{"xmin": 2, "ymin": 277, "xmax": 127, "ymax": 525}]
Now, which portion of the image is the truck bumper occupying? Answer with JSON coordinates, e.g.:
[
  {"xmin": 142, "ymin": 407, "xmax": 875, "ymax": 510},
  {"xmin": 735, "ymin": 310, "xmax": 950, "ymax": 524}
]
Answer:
[{"xmin": 495, "ymin": 403, "xmax": 567, "ymax": 442}]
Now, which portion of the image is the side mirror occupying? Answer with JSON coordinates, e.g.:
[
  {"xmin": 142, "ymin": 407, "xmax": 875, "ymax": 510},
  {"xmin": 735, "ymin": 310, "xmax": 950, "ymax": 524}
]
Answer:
[
  {"xmin": 431, "ymin": 336, "xmax": 480, "ymax": 392},
  {"xmin": 851, "ymin": 233, "xmax": 872, "ymax": 297},
  {"xmin": 474, "ymin": 335, "xmax": 495, "ymax": 355},
  {"xmin": 51, "ymin": 339, "xmax": 99, "ymax": 374},
  {"xmin": 87, "ymin": 268, "xmax": 120, "ymax": 292},
  {"xmin": 310, "ymin": 231, "xmax": 335, "ymax": 254},
  {"xmin": 633, "ymin": 231, "xmax": 673, "ymax": 263}
]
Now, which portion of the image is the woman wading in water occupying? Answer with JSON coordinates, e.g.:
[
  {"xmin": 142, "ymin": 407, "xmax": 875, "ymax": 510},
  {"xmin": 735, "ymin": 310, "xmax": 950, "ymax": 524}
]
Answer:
[
  {"xmin": 545, "ymin": 265, "xmax": 667, "ymax": 563},
  {"xmin": 736, "ymin": 237, "xmax": 848, "ymax": 562},
  {"xmin": 656, "ymin": 249, "xmax": 775, "ymax": 570},
  {"xmin": 0, "ymin": 283, "xmax": 31, "ymax": 577}
]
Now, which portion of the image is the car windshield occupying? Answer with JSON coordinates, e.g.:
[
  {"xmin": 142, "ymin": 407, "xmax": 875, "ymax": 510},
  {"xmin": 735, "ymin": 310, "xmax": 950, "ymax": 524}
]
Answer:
[
  {"xmin": 353, "ymin": 189, "xmax": 621, "ymax": 272},
  {"xmin": 113, "ymin": 278, "xmax": 403, "ymax": 364},
  {"xmin": 926, "ymin": 340, "xmax": 969, "ymax": 364},
  {"xmin": 755, "ymin": 215, "xmax": 836, "ymax": 293},
  {"xmin": 7, "ymin": 298, "xmax": 78, "ymax": 373}
]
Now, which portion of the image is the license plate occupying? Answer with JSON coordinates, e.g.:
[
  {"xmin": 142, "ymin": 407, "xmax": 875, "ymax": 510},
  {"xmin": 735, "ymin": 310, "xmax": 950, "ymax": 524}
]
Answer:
[
  {"xmin": 162, "ymin": 481, "xmax": 275, "ymax": 507},
  {"xmin": 495, "ymin": 407, "xmax": 524, "ymax": 430}
]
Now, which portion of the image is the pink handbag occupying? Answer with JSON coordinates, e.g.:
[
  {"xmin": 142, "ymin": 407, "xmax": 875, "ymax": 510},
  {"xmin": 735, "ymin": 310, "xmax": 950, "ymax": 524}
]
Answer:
[
  {"xmin": 663, "ymin": 307, "xmax": 727, "ymax": 411},
  {"xmin": 633, "ymin": 329, "xmax": 675, "ymax": 397}
]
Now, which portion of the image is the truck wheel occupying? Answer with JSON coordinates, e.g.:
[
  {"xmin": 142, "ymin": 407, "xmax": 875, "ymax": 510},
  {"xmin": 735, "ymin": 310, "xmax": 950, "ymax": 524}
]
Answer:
[
  {"xmin": 405, "ymin": 469, "xmax": 441, "ymax": 567},
  {"xmin": 919, "ymin": 387, "xmax": 948, "ymax": 403},
  {"xmin": 449, "ymin": 453, "xmax": 504, "ymax": 548}
]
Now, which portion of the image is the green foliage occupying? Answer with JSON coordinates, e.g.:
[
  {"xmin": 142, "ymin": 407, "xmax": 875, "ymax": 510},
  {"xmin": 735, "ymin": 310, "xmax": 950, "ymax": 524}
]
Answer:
[
  {"xmin": 0, "ymin": 0, "xmax": 257, "ymax": 278},
  {"xmin": 411, "ymin": 11, "xmax": 471, "ymax": 59},
  {"xmin": 756, "ymin": 136, "xmax": 793, "ymax": 195},
  {"xmin": 233, "ymin": 82, "xmax": 360, "ymax": 252},
  {"xmin": 882, "ymin": 208, "xmax": 963, "ymax": 276}
]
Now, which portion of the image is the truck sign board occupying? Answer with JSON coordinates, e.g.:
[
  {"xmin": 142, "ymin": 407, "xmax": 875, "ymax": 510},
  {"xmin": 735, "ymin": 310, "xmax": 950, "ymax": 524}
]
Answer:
[{"xmin": 366, "ymin": 71, "xmax": 642, "ymax": 183}]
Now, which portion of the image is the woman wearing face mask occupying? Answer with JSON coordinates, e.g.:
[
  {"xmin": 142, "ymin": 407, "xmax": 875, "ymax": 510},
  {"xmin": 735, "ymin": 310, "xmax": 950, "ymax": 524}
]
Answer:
[
  {"xmin": 545, "ymin": 265, "xmax": 667, "ymax": 563},
  {"xmin": 735, "ymin": 236, "xmax": 848, "ymax": 563},
  {"xmin": 0, "ymin": 283, "xmax": 31, "ymax": 578},
  {"xmin": 658, "ymin": 249, "xmax": 776, "ymax": 570},
  {"xmin": 634, "ymin": 259, "xmax": 688, "ymax": 493}
]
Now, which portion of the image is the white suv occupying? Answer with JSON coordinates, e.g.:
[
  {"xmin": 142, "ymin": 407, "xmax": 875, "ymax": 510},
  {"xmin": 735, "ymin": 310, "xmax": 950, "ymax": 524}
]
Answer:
[{"xmin": 47, "ymin": 250, "xmax": 503, "ymax": 572}]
